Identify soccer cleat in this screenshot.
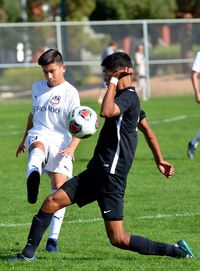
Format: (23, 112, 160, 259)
(46, 238, 58, 253)
(27, 171, 40, 204)
(187, 142, 196, 160)
(175, 240, 194, 258)
(8, 253, 36, 262)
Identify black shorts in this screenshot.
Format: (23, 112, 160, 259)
(61, 169, 126, 221)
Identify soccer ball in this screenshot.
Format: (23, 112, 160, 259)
(67, 106, 98, 139)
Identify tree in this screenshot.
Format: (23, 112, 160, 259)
(175, 0, 200, 72)
(66, 0, 95, 21)
(176, 0, 200, 18)
(3, 0, 22, 22)
(25, 0, 95, 22)
(0, 0, 22, 22)
(90, 0, 177, 21)
(0, 0, 6, 22)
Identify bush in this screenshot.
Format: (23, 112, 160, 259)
(150, 44, 181, 60)
(0, 67, 42, 90)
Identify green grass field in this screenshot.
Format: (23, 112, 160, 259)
(0, 94, 200, 271)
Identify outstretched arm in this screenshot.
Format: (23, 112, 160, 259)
(191, 71, 200, 103)
(16, 112, 33, 157)
(138, 117, 174, 178)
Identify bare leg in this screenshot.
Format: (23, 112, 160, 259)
(42, 188, 71, 213)
(104, 220, 130, 250)
(104, 220, 184, 257)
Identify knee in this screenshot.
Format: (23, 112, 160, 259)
(45, 194, 54, 205)
(44, 194, 54, 204)
(43, 194, 59, 213)
(52, 177, 67, 190)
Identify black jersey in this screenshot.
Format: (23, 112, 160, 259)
(87, 87, 140, 178)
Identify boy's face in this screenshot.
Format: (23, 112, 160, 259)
(42, 62, 66, 87)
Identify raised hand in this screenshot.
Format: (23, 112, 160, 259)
(112, 67, 133, 79)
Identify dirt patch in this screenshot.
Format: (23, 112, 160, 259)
(150, 74, 193, 96)
(79, 74, 194, 100)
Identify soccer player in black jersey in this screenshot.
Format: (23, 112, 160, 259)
(9, 52, 194, 262)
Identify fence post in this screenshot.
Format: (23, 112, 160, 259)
(56, 21, 62, 54)
(142, 20, 151, 98)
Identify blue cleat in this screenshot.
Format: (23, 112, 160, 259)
(175, 240, 194, 258)
(187, 142, 196, 160)
(46, 238, 58, 253)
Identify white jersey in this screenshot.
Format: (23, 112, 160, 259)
(192, 51, 200, 73)
(28, 80, 80, 147)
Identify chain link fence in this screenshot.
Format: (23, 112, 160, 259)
(0, 19, 200, 98)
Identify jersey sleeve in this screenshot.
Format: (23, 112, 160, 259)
(115, 89, 137, 114)
(31, 82, 37, 114)
(192, 52, 200, 72)
(65, 86, 80, 114)
(139, 110, 146, 121)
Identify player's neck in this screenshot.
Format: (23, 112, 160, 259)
(117, 77, 133, 90)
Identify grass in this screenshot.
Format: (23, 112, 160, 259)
(0, 95, 200, 270)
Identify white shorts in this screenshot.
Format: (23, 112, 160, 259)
(25, 134, 73, 177)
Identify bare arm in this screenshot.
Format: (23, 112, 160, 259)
(138, 117, 174, 178)
(100, 67, 133, 118)
(16, 112, 33, 157)
(191, 71, 200, 103)
(100, 82, 120, 117)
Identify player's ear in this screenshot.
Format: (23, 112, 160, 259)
(62, 64, 66, 73)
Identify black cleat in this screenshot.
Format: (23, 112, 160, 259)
(27, 171, 40, 204)
(187, 142, 196, 160)
(46, 238, 58, 253)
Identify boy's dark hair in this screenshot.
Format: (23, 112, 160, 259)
(101, 52, 133, 70)
(38, 49, 63, 66)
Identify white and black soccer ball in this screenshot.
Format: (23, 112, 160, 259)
(67, 106, 98, 139)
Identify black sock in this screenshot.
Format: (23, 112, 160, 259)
(129, 235, 179, 257)
(22, 209, 53, 258)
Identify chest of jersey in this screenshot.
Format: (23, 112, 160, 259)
(33, 90, 64, 116)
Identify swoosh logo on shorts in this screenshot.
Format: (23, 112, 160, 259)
(103, 210, 111, 214)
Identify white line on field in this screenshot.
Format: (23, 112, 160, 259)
(0, 114, 197, 137)
(0, 131, 21, 136)
(150, 115, 187, 124)
(1, 212, 200, 228)
(135, 212, 200, 219)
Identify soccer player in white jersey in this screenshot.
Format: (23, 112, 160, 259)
(187, 51, 200, 159)
(16, 49, 81, 252)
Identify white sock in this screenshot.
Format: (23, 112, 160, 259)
(27, 148, 45, 177)
(191, 128, 200, 148)
(48, 189, 66, 240)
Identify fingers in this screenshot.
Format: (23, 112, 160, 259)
(127, 67, 133, 74)
(159, 162, 175, 178)
(113, 67, 133, 79)
(16, 147, 25, 157)
(120, 67, 133, 76)
(165, 166, 175, 178)
(59, 150, 73, 159)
